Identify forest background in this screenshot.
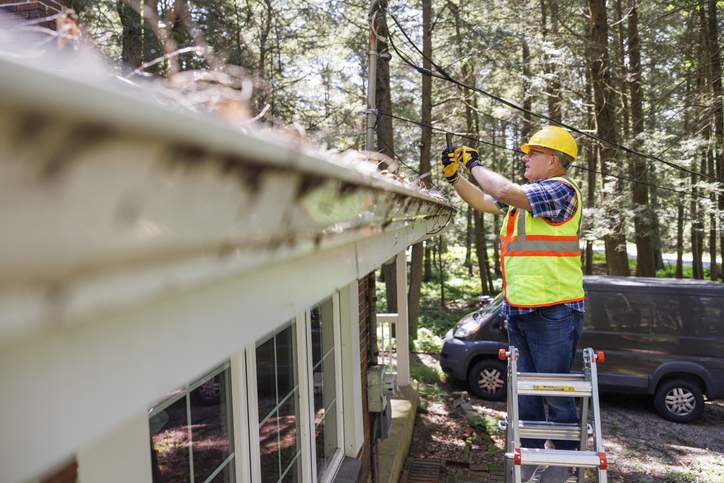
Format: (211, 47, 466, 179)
(67, 0, 724, 338)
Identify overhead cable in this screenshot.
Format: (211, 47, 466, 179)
(385, 111, 716, 201)
(384, 9, 724, 185)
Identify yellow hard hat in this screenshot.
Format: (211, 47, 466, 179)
(521, 126, 578, 166)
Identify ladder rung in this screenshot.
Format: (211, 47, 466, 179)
(517, 379, 592, 397)
(507, 448, 605, 468)
(518, 372, 585, 381)
(518, 421, 587, 441)
(522, 474, 579, 483)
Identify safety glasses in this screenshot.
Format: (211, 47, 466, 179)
(526, 148, 551, 157)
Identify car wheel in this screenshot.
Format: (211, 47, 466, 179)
(468, 359, 507, 401)
(653, 378, 704, 423)
(194, 377, 221, 405)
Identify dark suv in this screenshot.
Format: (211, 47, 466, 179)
(439, 276, 724, 423)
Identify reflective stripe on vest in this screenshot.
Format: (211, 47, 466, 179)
(500, 177, 584, 307)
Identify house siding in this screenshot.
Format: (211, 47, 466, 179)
(357, 271, 377, 483)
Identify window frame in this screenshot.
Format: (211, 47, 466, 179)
(303, 294, 345, 483)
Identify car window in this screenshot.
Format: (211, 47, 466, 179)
(652, 293, 724, 338)
(584, 289, 651, 333)
(479, 293, 504, 317)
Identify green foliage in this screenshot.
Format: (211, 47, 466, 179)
(469, 413, 500, 436)
(656, 264, 723, 281)
(418, 382, 448, 401)
(410, 328, 444, 353)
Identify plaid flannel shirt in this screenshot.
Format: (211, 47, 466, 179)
(494, 178, 585, 316)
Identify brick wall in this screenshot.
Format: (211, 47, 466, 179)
(357, 271, 378, 483)
(0, 0, 71, 29)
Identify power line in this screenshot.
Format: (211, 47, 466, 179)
(384, 9, 724, 186)
(383, 111, 715, 201)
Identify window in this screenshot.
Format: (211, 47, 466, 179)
(148, 364, 235, 483)
(256, 321, 302, 483)
(310, 297, 340, 481)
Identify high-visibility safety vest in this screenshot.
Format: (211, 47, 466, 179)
(500, 176, 584, 307)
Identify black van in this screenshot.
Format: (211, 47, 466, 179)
(439, 275, 724, 423)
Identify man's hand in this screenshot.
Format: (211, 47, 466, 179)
(441, 147, 460, 184)
(454, 146, 481, 173)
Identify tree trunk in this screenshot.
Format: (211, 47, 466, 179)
(408, 0, 434, 339)
(375, 11, 394, 166)
(474, 210, 491, 295)
(588, 0, 629, 275)
(676, 195, 684, 279)
(542, 0, 561, 123)
(420, 0, 433, 185)
(691, 167, 703, 279)
(438, 236, 445, 307)
(376, 11, 398, 303)
(382, 260, 397, 313)
(408, 243, 423, 339)
(628, 1, 656, 277)
(584, 63, 596, 275)
(707, 0, 724, 281)
(424, 245, 432, 282)
(521, 39, 533, 143)
(117, 1, 144, 75)
(465, 206, 473, 276)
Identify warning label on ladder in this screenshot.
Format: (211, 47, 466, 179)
(532, 385, 575, 392)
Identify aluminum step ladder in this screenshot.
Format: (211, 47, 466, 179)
(498, 346, 610, 482)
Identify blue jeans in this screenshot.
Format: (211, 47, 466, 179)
(507, 304, 584, 451)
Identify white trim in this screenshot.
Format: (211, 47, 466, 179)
(339, 282, 364, 457)
(332, 293, 345, 458)
(230, 352, 251, 483)
(244, 343, 262, 483)
(318, 449, 346, 483)
(296, 312, 314, 483)
(395, 250, 410, 386)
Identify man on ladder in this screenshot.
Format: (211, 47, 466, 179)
(441, 127, 584, 483)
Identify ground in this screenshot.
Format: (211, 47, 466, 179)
(407, 353, 724, 483)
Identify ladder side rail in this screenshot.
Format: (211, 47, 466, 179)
(587, 348, 608, 482)
(578, 348, 592, 483)
(509, 346, 522, 482)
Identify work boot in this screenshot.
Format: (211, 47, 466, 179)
(539, 466, 572, 483)
(519, 464, 540, 483)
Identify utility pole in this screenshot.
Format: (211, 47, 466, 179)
(366, 1, 381, 152)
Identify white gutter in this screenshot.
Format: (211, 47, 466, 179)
(0, 42, 452, 345)
(0, 37, 453, 483)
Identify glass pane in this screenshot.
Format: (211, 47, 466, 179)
(192, 367, 234, 483)
(312, 297, 338, 482)
(150, 396, 191, 483)
(259, 411, 281, 483)
(275, 324, 298, 405)
(281, 455, 300, 483)
(314, 416, 326, 477)
(311, 306, 322, 370)
(257, 337, 277, 423)
(279, 391, 300, 480)
(323, 400, 338, 465)
(256, 320, 300, 483)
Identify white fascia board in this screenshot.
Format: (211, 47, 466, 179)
(0, 241, 361, 483)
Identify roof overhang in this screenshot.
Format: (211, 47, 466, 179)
(0, 40, 452, 482)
